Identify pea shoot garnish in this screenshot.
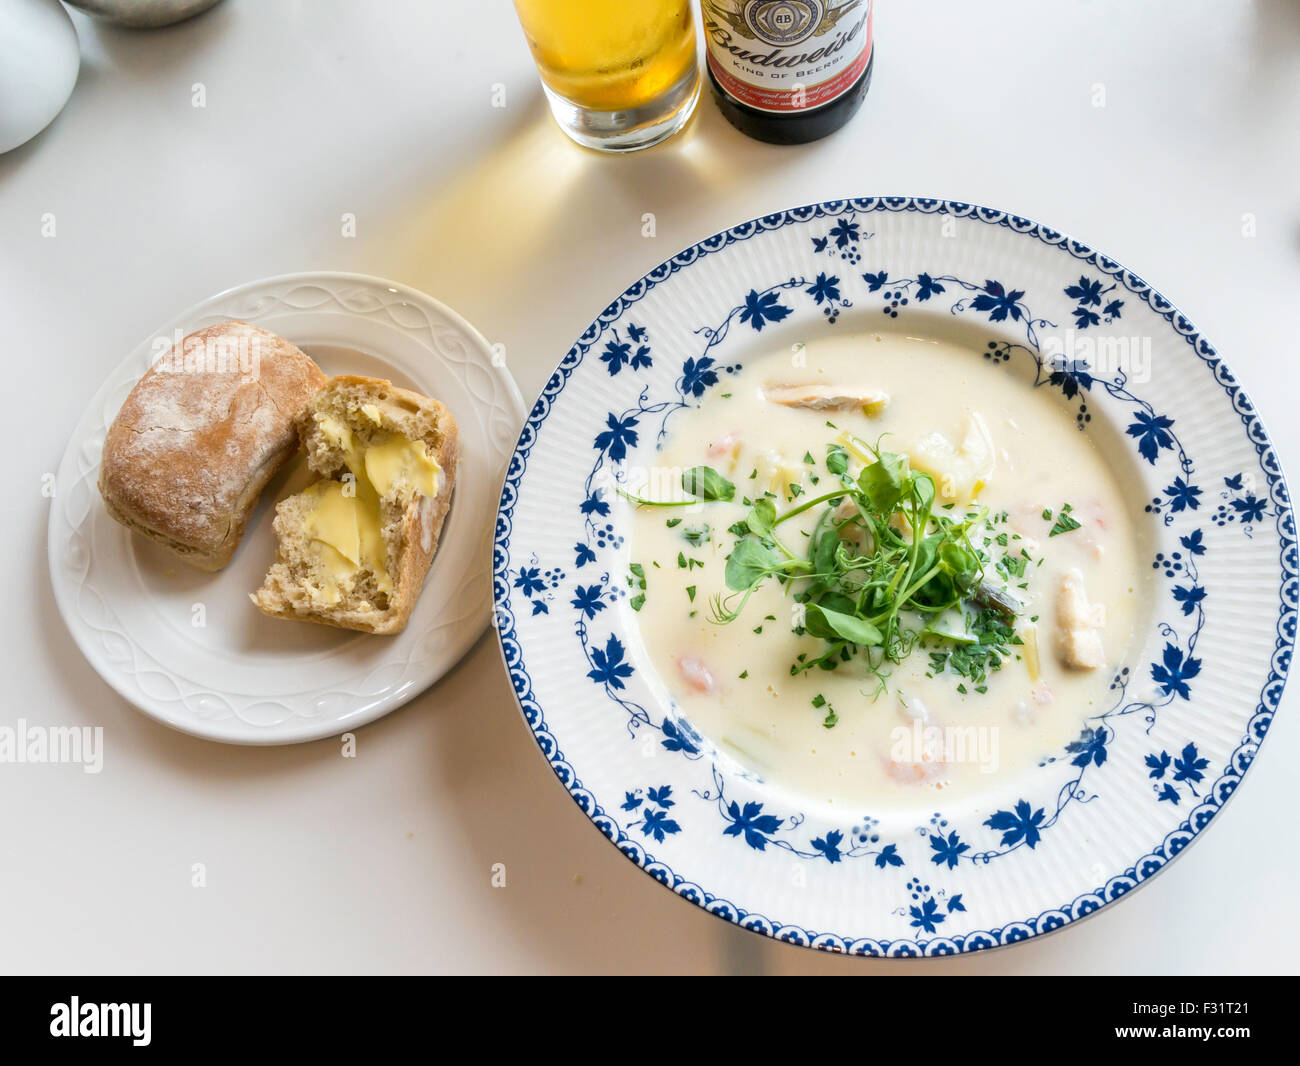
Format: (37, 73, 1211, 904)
(619, 465, 736, 507)
(698, 435, 1022, 688)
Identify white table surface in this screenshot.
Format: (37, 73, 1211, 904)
(4, 0, 1297, 975)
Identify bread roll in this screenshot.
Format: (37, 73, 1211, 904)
(98, 321, 327, 570)
(251, 375, 460, 635)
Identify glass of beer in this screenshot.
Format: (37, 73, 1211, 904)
(513, 0, 700, 152)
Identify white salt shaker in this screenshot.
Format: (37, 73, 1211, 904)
(0, 0, 81, 155)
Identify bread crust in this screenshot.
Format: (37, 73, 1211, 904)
(98, 321, 326, 570)
(380, 398, 460, 635)
(251, 375, 461, 634)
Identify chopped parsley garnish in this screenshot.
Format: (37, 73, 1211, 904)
(627, 562, 647, 611)
(683, 524, 710, 546)
(1048, 503, 1082, 536)
(926, 608, 1021, 689)
(812, 694, 839, 728)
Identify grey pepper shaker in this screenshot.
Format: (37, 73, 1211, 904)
(62, 0, 225, 29)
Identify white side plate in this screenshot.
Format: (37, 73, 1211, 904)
(49, 272, 524, 744)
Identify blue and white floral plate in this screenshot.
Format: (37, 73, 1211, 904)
(492, 199, 1294, 955)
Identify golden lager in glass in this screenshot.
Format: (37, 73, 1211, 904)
(513, 0, 700, 152)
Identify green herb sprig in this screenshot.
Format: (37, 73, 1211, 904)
(704, 437, 1018, 686)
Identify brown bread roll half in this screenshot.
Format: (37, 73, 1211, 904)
(98, 321, 327, 570)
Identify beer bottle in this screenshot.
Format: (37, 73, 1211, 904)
(701, 1, 874, 144)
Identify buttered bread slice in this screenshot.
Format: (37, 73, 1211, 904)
(251, 375, 460, 635)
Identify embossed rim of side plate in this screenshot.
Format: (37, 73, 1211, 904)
(48, 272, 525, 745)
(493, 197, 1295, 955)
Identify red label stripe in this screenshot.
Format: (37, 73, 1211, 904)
(708, 14, 873, 114)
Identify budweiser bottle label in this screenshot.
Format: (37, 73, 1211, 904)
(702, 0, 874, 113)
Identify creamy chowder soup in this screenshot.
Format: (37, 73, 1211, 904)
(625, 331, 1148, 810)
